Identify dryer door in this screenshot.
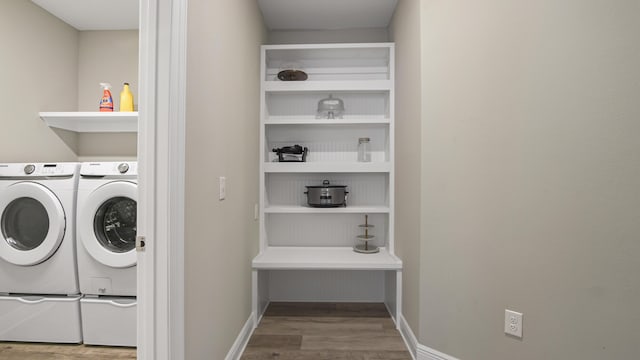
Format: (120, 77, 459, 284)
(0, 182, 66, 266)
(79, 181, 137, 268)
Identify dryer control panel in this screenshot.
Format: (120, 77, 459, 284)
(0, 163, 78, 177)
(40, 164, 66, 175)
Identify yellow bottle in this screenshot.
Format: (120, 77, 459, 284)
(119, 82, 134, 112)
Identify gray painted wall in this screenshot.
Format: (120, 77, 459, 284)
(0, 0, 79, 162)
(419, 0, 640, 359)
(77, 30, 138, 160)
(185, 0, 266, 358)
(389, 0, 422, 337)
(0, 2, 138, 162)
(77, 30, 139, 112)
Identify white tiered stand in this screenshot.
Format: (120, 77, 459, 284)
(252, 43, 402, 327)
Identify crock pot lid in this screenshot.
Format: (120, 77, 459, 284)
(305, 184, 347, 188)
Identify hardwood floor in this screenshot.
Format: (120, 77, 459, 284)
(1, 303, 410, 360)
(0, 342, 136, 360)
(241, 302, 412, 360)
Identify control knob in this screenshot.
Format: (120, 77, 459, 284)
(118, 163, 130, 174)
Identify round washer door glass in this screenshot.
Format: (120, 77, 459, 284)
(94, 196, 136, 253)
(79, 180, 137, 268)
(0, 182, 66, 266)
(2, 197, 50, 251)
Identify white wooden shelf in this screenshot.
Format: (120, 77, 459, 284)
(263, 162, 391, 173)
(40, 112, 138, 133)
(252, 246, 402, 270)
(264, 205, 390, 214)
(264, 80, 391, 92)
(264, 42, 393, 51)
(265, 117, 390, 125)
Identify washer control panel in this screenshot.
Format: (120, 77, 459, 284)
(80, 162, 138, 177)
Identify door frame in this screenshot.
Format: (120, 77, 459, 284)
(138, 0, 187, 358)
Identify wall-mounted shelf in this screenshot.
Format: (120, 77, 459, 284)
(40, 112, 138, 133)
(263, 162, 391, 173)
(253, 246, 402, 270)
(265, 117, 390, 125)
(264, 80, 392, 92)
(264, 205, 390, 214)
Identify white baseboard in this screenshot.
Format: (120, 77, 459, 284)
(417, 344, 460, 360)
(224, 312, 256, 360)
(398, 314, 418, 359)
(397, 314, 460, 360)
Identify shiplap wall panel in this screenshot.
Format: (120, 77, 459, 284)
(265, 173, 388, 207)
(265, 92, 389, 119)
(268, 270, 385, 302)
(266, 213, 387, 247)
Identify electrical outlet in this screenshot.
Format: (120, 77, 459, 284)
(505, 309, 523, 338)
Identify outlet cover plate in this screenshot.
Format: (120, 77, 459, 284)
(505, 309, 523, 338)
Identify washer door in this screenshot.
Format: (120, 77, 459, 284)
(80, 181, 137, 268)
(0, 182, 66, 266)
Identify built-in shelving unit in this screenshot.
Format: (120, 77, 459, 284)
(252, 43, 402, 326)
(40, 112, 138, 133)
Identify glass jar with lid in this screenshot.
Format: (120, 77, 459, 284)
(358, 137, 371, 162)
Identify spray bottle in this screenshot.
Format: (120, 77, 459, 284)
(119, 82, 134, 112)
(99, 83, 114, 112)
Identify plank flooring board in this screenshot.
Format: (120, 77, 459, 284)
(241, 349, 412, 360)
(258, 315, 396, 327)
(253, 316, 389, 336)
(301, 333, 409, 352)
(241, 302, 411, 360)
(245, 335, 303, 350)
(0, 342, 136, 360)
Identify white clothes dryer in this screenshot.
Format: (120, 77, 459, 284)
(0, 162, 80, 295)
(76, 162, 138, 296)
(0, 162, 83, 343)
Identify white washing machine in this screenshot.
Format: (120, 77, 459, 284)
(0, 162, 82, 343)
(76, 161, 137, 347)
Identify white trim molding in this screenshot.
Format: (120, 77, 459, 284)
(417, 344, 460, 360)
(398, 314, 460, 360)
(225, 313, 257, 360)
(398, 314, 418, 360)
(138, 0, 187, 358)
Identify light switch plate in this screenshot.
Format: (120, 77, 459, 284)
(219, 176, 226, 200)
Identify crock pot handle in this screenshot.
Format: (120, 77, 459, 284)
(323, 180, 330, 185)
